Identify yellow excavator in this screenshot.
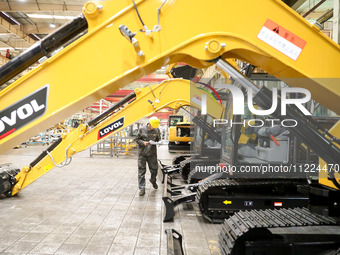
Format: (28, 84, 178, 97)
(0, 79, 219, 196)
(0, 0, 339, 254)
(167, 114, 193, 152)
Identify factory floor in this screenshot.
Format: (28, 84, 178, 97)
(0, 144, 221, 255)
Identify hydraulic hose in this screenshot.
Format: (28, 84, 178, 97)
(0, 15, 88, 86)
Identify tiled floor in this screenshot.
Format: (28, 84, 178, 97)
(0, 144, 220, 255)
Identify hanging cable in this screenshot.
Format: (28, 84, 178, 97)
(148, 85, 157, 99)
(157, 79, 171, 102)
(132, 0, 168, 33)
(157, 0, 168, 27)
(197, 87, 218, 104)
(132, 0, 148, 31)
(197, 82, 223, 106)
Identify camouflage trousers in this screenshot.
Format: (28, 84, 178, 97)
(138, 154, 158, 190)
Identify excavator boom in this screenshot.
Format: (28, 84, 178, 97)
(0, 0, 339, 154)
(1, 79, 219, 196)
(0, 1, 339, 254)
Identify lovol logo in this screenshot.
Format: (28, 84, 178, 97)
(0, 85, 48, 140)
(98, 117, 124, 140)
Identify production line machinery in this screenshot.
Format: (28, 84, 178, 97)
(0, 0, 339, 254)
(160, 76, 338, 224)
(0, 79, 220, 196)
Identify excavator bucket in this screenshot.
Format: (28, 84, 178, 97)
(0, 164, 20, 197)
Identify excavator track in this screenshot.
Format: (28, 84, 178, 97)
(179, 158, 197, 180)
(196, 179, 309, 223)
(172, 155, 191, 166)
(179, 157, 219, 181)
(187, 164, 222, 184)
(219, 207, 340, 255)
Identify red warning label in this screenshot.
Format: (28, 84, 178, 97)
(274, 202, 283, 207)
(257, 19, 307, 60)
(264, 19, 306, 49)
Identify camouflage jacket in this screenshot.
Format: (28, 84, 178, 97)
(135, 125, 161, 156)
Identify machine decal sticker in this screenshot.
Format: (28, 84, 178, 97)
(0, 85, 48, 140)
(44, 164, 53, 172)
(223, 200, 232, 205)
(244, 201, 254, 206)
(98, 116, 125, 140)
(257, 19, 307, 60)
(274, 202, 283, 207)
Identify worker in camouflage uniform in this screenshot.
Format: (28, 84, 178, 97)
(135, 117, 161, 196)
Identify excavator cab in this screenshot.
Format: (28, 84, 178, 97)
(196, 73, 340, 222)
(177, 110, 223, 183)
(193, 114, 221, 157)
(218, 83, 337, 176)
(167, 115, 194, 152)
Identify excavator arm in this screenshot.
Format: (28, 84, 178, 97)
(1, 79, 219, 196)
(0, 0, 339, 155)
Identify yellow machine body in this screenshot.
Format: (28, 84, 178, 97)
(168, 121, 193, 143)
(0, 0, 339, 191)
(1, 0, 339, 153)
(11, 79, 220, 195)
(319, 121, 340, 189)
(168, 118, 193, 150)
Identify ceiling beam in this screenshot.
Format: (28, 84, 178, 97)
(23, 24, 59, 34)
(333, 0, 339, 43)
(302, 0, 327, 18)
(282, 0, 308, 10)
(0, 38, 16, 48)
(291, 0, 308, 10)
(0, 17, 35, 45)
(0, 2, 83, 12)
(299, 11, 331, 19)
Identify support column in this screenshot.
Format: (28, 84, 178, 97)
(333, 0, 340, 43)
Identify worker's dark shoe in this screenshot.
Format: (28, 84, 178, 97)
(139, 189, 145, 196)
(149, 179, 158, 189)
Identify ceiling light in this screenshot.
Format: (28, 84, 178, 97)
(50, 14, 57, 28)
